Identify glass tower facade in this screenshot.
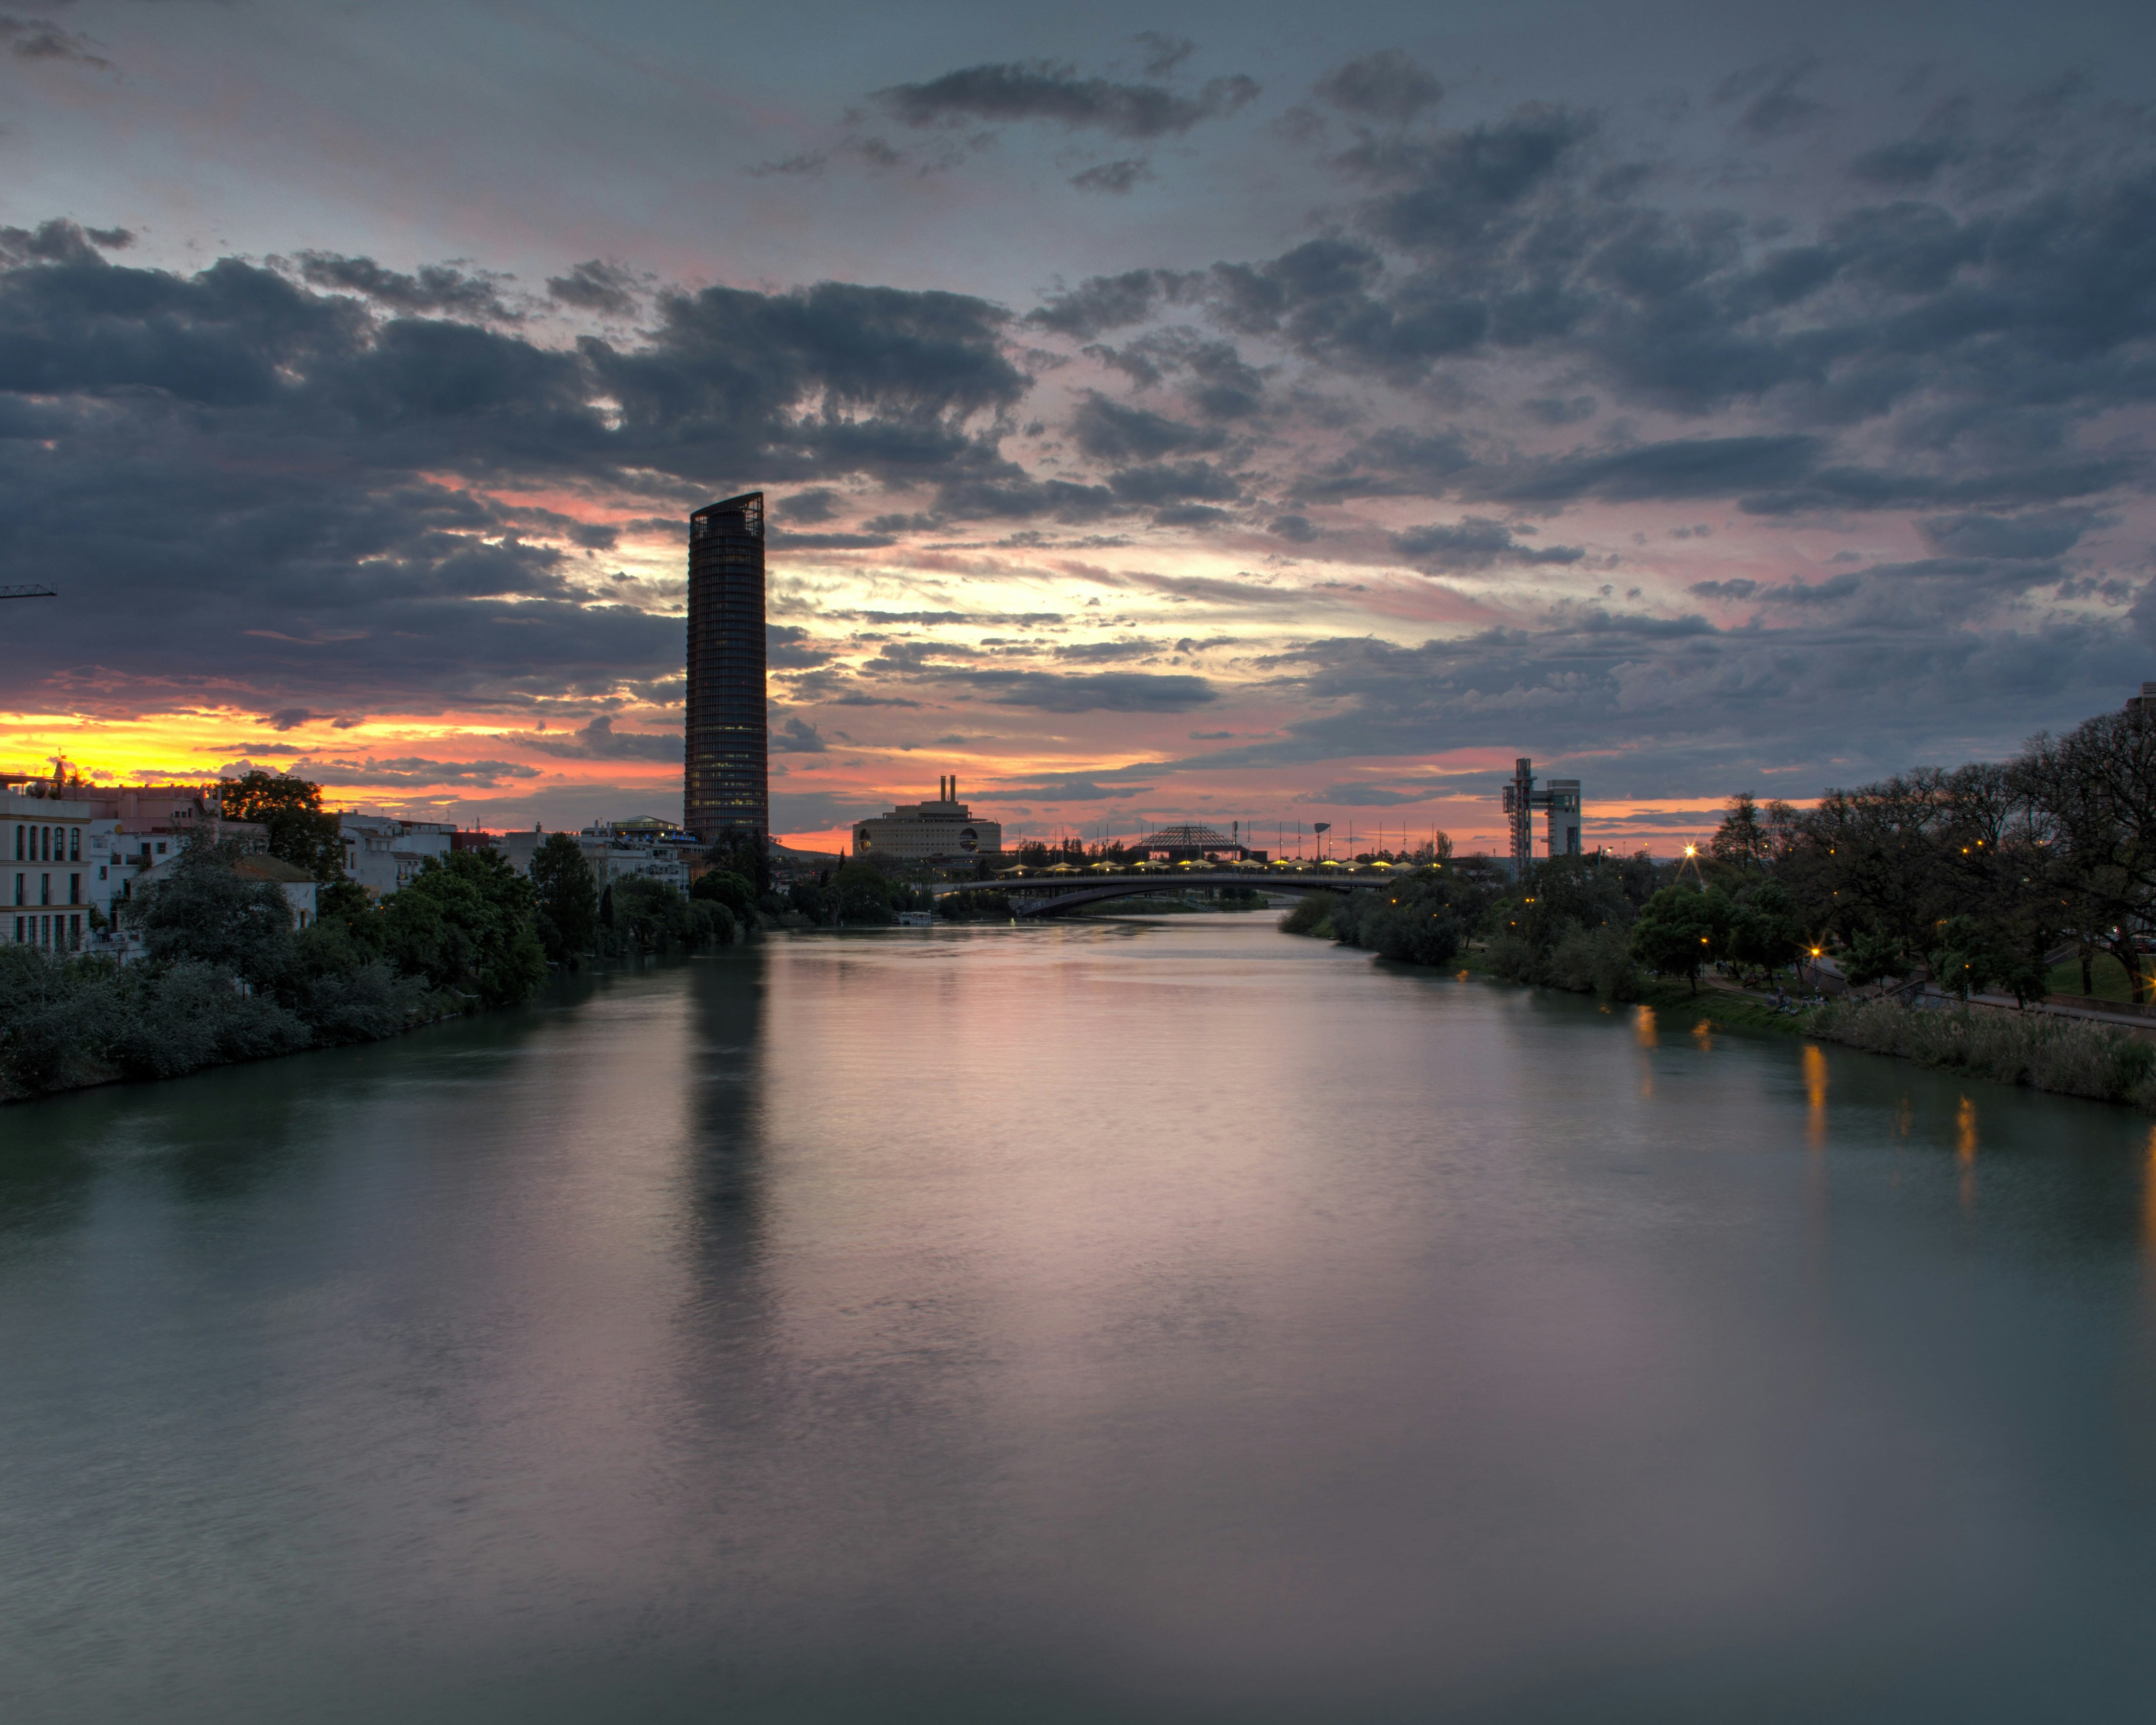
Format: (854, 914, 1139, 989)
(685, 493, 768, 844)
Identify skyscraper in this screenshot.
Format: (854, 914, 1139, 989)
(684, 492, 767, 844)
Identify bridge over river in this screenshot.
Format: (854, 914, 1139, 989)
(927, 869, 1392, 918)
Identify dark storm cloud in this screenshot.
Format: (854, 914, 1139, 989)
(1343, 106, 1597, 251)
(1313, 51, 1443, 125)
(0, 218, 132, 266)
(1069, 159, 1153, 195)
(771, 716, 828, 753)
(0, 13, 108, 68)
(0, 235, 1033, 711)
(545, 259, 643, 317)
(1392, 517, 1586, 569)
(1712, 57, 1830, 140)
(291, 756, 544, 789)
(992, 775, 1160, 801)
(1181, 91, 2156, 468)
(1483, 437, 1824, 503)
(885, 655, 1218, 712)
(526, 715, 682, 762)
(1085, 328, 1267, 419)
(1915, 506, 2112, 561)
(1199, 600, 2145, 797)
(1106, 461, 1241, 506)
(1306, 782, 1440, 806)
(766, 625, 836, 670)
(296, 252, 522, 322)
(1025, 269, 1203, 338)
(875, 60, 1259, 140)
(1132, 33, 1195, 79)
(1069, 393, 1226, 462)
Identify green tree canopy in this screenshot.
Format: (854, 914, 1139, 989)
(531, 832, 600, 963)
(829, 859, 895, 925)
(127, 839, 295, 987)
(385, 850, 544, 1007)
(1729, 880, 1803, 978)
(1627, 885, 1725, 992)
(1710, 792, 1770, 871)
(691, 868, 758, 922)
(219, 771, 345, 881)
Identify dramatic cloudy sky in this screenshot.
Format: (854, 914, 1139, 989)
(5, 0, 2155, 852)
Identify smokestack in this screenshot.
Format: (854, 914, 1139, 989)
(951, 777, 958, 804)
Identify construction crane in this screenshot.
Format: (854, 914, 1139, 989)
(0, 584, 57, 600)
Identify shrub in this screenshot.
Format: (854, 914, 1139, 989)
(107, 963, 311, 1079)
(692, 868, 758, 922)
(1484, 931, 1537, 983)
(1806, 997, 2156, 1107)
(1547, 922, 1645, 1000)
(1279, 893, 1342, 936)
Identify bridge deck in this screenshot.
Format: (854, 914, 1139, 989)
(926, 871, 1392, 917)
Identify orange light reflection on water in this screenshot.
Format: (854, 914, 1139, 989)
(1802, 1044, 1828, 1148)
(1634, 1005, 1657, 1098)
(2143, 1128, 2156, 1252)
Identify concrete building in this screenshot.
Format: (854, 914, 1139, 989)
(1500, 759, 1585, 869)
(339, 815, 455, 897)
(496, 828, 690, 896)
(5, 781, 269, 949)
(851, 778, 1002, 863)
(6, 791, 106, 951)
(132, 850, 318, 928)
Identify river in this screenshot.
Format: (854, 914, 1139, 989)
(3, 915, 2155, 1722)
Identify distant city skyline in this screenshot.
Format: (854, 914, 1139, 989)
(2, 0, 2152, 853)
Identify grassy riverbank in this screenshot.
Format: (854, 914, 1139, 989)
(1449, 944, 2156, 1113)
(1452, 946, 1809, 1036)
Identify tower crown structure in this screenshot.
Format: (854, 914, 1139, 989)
(1500, 758, 1583, 873)
(685, 493, 767, 844)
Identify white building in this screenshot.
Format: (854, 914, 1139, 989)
(495, 829, 689, 896)
(6, 778, 289, 949)
(339, 815, 455, 897)
(851, 777, 1001, 863)
(5, 791, 109, 951)
(132, 851, 319, 929)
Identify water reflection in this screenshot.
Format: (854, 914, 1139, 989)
(2144, 1128, 2156, 1251)
(5, 921, 2156, 1722)
(1633, 1004, 1659, 1048)
(1803, 1043, 1829, 1148)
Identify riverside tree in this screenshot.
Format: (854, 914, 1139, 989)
(530, 832, 600, 963)
(219, 770, 346, 880)
(1627, 885, 1726, 992)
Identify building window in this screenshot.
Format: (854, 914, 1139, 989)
(69, 828, 80, 861)
(69, 914, 81, 950)
(10, 917, 19, 943)
(12, 826, 20, 860)
(11, 873, 19, 906)
(41, 873, 50, 907)
(99, 865, 107, 881)
(156, 842, 167, 855)
(69, 874, 80, 905)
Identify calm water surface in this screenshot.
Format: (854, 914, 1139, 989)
(4, 917, 2156, 1721)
